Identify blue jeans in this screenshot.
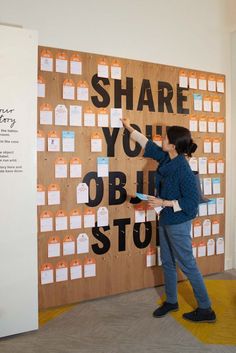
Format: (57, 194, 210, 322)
(159, 220, 211, 309)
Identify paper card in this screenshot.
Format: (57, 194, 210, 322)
(56, 262, 68, 282)
(110, 108, 123, 128)
(111, 64, 121, 79)
(62, 131, 75, 152)
(207, 198, 216, 215)
(217, 78, 224, 93)
(84, 258, 96, 278)
(63, 79, 75, 100)
(157, 246, 162, 265)
(55, 157, 67, 178)
(207, 239, 215, 256)
(208, 159, 216, 174)
(190, 223, 193, 238)
(84, 111, 96, 127)
(198, 242, 206, 257)
(91, 133, 102, 152)
(189, 72, 197, 89)
(208, 118, 216, 133)
(212, 97, 220, 113)
(146, 247, 157, 267)
(55, 210, 68, 231)
(37, 184, 46, 206)
(198, 157, 208, 174)
(204, 139, 212, 153)
(189, 116, 198, 132)
(38, 76, 45, 97)
(203, 178, 212, 195)
(48, 184, 60, 205)
(217, 118, 224, 133)
(69, 105, 82, 126)
(212, 178, 221, 194)
(69, 209, 82, 229)
(179, 70, 188, 88)
(216, 237, 224, 254)
(135, 206, 146, 223)
(97, 109, 109, 127)
(198, 74, 207, 90)
(40, 211, 53, 232)
(153, 135, 163, 147)
(70, 158, 82, 178)
(37, 130, 45, 152)
(192, 243, 197, 258)
(56, 52, 68, 73)
(216, 197, 224, 214)
(77, 183, 89, 204)
(63, 235, 75, 256)
(97, 207, 109, 227)
(55, 105, 68, 126)
(48, 131, 60, 152)
(77, 82, 89, 101)
(208, 76, 216, 91)
(199, 117, 207, 132)
(189, 157, 198, 172)
(48, 237, 60, 258)
(193, 220, 202, 238)
(84, 209, 95, 228)
(198, 203, 208, 217)
(97, 157, 109, 177)
(193, 94, 202, 111)
(40, 103, 53, 125)
(217, 159, 224, 174)
(70, 259, 82, 280)
(213, 138, 220, 154)
(98, 63, 109, 78)
(146, 206, 156, 222)
(41, 263, 54, 285)
(212, 220, 220, 235)
(40, 49, 53, 72)
(77, 233, 89, 254)
(70, 54, 82, 75)
(203, 219, 211, 236)
(203, 97, 211, 112)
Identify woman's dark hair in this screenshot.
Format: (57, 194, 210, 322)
(166, 126, 197, 157)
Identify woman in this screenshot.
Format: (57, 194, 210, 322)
(121, 118, 216, 323)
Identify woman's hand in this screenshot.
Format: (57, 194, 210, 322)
(147, 196, 164, 208)
(120, 117, 134, 133)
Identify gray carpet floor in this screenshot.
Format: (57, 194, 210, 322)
(0, 270, 235, 353)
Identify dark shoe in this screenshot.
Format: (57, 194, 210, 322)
(183, 307, 216, 323)
(153, 301, 179, 318)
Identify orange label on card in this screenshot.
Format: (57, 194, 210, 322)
(179, 70, 187, 77)
(153, 135, 162, 142)
(70, 157, 81, 165)
(84, 257, 96, 265)
(70, 259, 81, 267)
(193, 220, 201, 227)
(56, 210, 67, 217)
(189, 72, 197, 79)
(40, 210, 53, 219)
(147, 246, 156, 255)
(38, 75, 45, 84)
(48, 131, 60, 138)
(40, 103, 52, 112)
(91, 132, 101, 139)
(70, 209, 81, 216)
(48, 184, 60, 192)
(55, 157, 66, 165)
(41, 49, 53, 59)
(56, 52, 68, 60)
(37, 130, 45, 138)
(41, 263, 53, 271)
(77, 80, 88, 88)
(70, 54, 81, 62)
(63, 235, 75, 243)
(208, 75, 215, 81)
(37, 184, 45, 192)
(84, 208, 95, 216)
(56, 261, 67, 269)
(63, 79, 75, 87)
(48, 236, 60, 244)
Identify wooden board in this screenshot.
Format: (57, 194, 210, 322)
(37, 46, 225, 309)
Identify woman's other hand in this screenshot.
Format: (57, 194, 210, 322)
(147, 196, 164, 208)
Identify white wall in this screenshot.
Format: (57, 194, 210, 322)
(0, 25, 38, 337)
(0, 5, 235, 338)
